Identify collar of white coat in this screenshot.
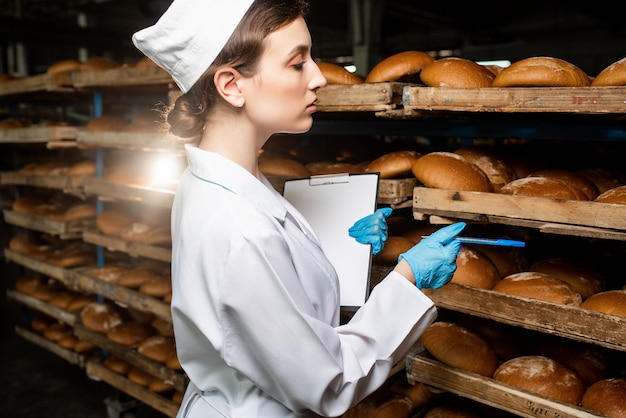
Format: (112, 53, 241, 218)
(184, 144, 288, 222)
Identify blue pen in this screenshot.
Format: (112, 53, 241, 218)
(422, 236, 526, 248)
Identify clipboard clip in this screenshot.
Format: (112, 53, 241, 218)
(309, 173, 351, 186)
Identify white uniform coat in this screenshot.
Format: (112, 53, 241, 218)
(171, 144, 438, 418)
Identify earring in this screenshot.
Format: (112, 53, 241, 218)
(237, 99, 244, 108)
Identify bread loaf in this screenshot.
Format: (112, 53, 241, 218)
(591, 57, 626, 86)
(477, 245, 528, 278)
(527, 169, 598, 200)
(47, 59, 82, 75)
(421, 321, 499, 377)
(493, 56, 591, 87)
(581, 378, 626, 417)
(580, 290, 626, 317)
(492, 271, 583, 306)
(412, 152, 493, 192)
(450, 246, 501, 289)
(365, 150, 421, 179)
(372, 236, 414, 265)
(457, 314, 530, 361)
(499, 177, 589, 200)
(106, 321, 156, 347)
(578, 167, 626, 194)
(317, 62, 363, 84)
(137, 335, 176, 364)
(365, 50, 434, 83)
(96, 209, 135, 237)
(420, 57, 495, 88)
(80, 301, 126, 334)
(453, 146, 516, 192)
(529, 257, 605, 299)
(103, 355, 132, 375)
(595, 185, 626, 204)
(493, 355, 586, 404)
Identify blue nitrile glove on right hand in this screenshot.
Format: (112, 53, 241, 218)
(398, 222, 466, 289)
(348, 207, 393, 256)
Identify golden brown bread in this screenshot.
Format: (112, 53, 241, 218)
(456, 314, 530, 361)
(493, 355, 586, 404)
(450, 246, 501, 289)
(527, 169, 598, 200)
(578, 167, 626, 194)
(372, 236, 414, 265)
(529, 257, 605, 299)
(420, 57, 495, 88)
(580, 290, 626, 317)
(317, 62, 363, 84)
(421, 321, 499, 377)
(365, 50, 435, 83)
(80, 301, 126, 334)
(137, 335, 177, 364)
(127, 367, 152, 387)
(581, 378, 626, 417)
(595, 185, 626, 204)
(365, 150, 421, 179)
(79, 57, 120, 71)
(47, 59, 82, 75)
(477, 245, 528, 278)
(103, 355, 132, 375)
(591, 57, 626, 86)
(412, 152, 493, 192)
(492, 271, 583, 306)
(106, 321, 156, 347)
(96, 208, 135, 237)
(493, 56, 590, 87)
(498, 176, 589, 200)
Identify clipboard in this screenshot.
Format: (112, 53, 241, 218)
(283, 172, 380, 311)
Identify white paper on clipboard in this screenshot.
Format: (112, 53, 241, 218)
(283, 172, 380, 311)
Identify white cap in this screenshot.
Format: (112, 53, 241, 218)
(132, 0, 255, 93)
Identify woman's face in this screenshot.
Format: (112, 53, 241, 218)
(241, 16, 327, 137)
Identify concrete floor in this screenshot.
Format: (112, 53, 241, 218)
(1, 262, 169, 418)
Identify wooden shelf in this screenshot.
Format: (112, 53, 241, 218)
(406, 351, 603, 418)
(3, 210, 95, 239)
(82, 230, 171, 263)
(84, 179, 175, 208)
(7, 289, 78, 325)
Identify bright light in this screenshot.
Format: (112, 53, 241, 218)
(150, 156, 184, 189)
(344, 65, 357, 73)
(476, 60, 511, 68)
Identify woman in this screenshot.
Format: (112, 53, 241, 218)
(133, 1, 465, 416)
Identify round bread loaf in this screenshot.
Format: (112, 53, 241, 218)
(120, 222, 172, 245)
(138, 335, 176, 364)
(420, 57, 495, 88)
(80, 301, 126, 334)
(103, 355, 132, 375)
(116, 268, 156, 288)
(151, 318, 174, 337)
(15, 275, 48, 296)
(492, 56, 591, 87)
(531, 337, 610, 386)
(86, 115, 128, 132)
(412, 152, 493, 192)
(591, 57, 626, 86)
(493, 355, 586, 404)
(96, 209, 135, 237)
(12, 196, 45, 214)
(498, 177, 589, 200)
(477, 245, 528, 278)
(372, 236, 414, 266)
(529, 257, 605, 299)
(73, 339, 96, 353)
(365, 150, 422, 179)
(139, 275, 172, 298)
(527, 169, 598, 200)
(365, 50, 434, 83)
(149, 376, 175, 393)
(581, 378, 626, 417)
(421, 321, 499, 377)
(66, 294, 97, 313)
(47, 59, 82, 75)
(57, 334, 78, 350)
(107, 321, 156, 347)
(259, 157, 311, 177)
(79, 57, 120, 71)
(48, 291, 77, 310)
(492, 271, 583, 306)
(450, 246, 501, 289)
(66, 160, 96, 176)
(453, 146, 516, 192)
(127, 367, 151, 387)
(43, 322, 73, 342)
(317, 62, 363, 84)
(580, 290, 626, 317)
(595, 185, 626, 204)
(166, 352, 183, 371)
(578, 168, 626, 194)
(63, 204, 97, 221)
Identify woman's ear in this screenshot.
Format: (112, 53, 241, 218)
(214, 68, 244, 108)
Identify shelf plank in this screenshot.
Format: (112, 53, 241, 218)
(317, 82, 405, 111)
(84, 179, 175, 208)
(422, 284, 626, 352)
(14, 326, 87, 367)
(0, 171, 89, 195)
(7, 289, 77, 325)
(77, 131, 184, 152)
(4, 249, 76, 281)
(82, 230, 171, 262)
(86, 361, 179, 418)
(406, 353, 603, 418)
(0, 125, 80, 143)
(412, 187, 626, 233)
(3, 210, 94, 239)
(71, 66, 172, 88)
(0, 73, 74, 96)
(68, 269, 172, 322)
(403, 86, 626, 114)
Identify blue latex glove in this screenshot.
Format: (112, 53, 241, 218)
(348, 207, 393, 256)
(398, 222, 466, 289)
